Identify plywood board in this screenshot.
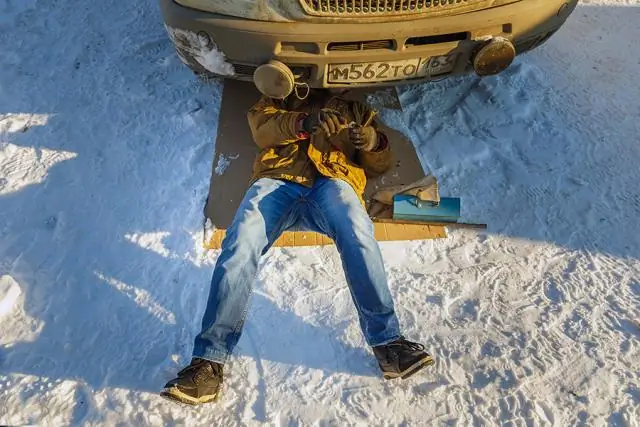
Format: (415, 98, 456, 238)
(204, 81, 260, 229)
(204, 222, 446, 250)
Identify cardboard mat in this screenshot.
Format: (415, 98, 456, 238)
(204, 80, 446, 249)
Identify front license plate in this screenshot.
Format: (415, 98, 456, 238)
(327, 55, 455, 84)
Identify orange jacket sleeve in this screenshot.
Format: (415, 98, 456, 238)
(356, 132, 394, 177)
(247, 97, 306, 149)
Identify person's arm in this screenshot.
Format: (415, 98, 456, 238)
(247, 97, 308, 149)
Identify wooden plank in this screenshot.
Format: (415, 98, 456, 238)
(295, 232, 318, 247)
(374, 217, 488, 230)
(319, 234, 334, 245)
(383, 223, 409, 241)
(204, 225, 446, 249)
(373, 223, 390, 241)
(213, 228, 224, 249)
(277, 232, 296, 247)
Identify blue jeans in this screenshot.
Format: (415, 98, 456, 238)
(193, 177, 401, 363)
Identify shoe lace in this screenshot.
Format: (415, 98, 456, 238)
(179, 359, 222, 380)
(209, 361, 223, 378)
(388, 337, 425, 352)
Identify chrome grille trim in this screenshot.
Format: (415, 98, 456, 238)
(299, 0, 489, 17)
(327, 39, 394, 51)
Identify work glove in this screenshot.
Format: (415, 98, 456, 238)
(349, 125, 379, 152)
(302, 108, 347, 137)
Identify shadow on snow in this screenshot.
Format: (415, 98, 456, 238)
(0, 0, 638, 408)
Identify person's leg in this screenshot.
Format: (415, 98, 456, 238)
(303, 177, 401, 346)
(193, 178, 303, 363)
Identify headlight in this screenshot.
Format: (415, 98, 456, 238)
(173, 0, 304, 22)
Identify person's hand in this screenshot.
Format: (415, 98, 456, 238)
(302, 108, 346, 137)
(349, 125, 378, 151)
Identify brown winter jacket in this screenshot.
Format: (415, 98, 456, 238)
(247, 92, 393, 200)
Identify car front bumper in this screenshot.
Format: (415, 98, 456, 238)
(160, 0, 577, 87)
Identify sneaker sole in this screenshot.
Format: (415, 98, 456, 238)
(383, 355, 435, 380)
(160, 386, 218, 406)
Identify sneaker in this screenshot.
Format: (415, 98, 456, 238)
(372, 337, 435, 380)
(161, 358, 223, 405)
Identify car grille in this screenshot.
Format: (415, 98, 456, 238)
(299, 0, 489, 17)
(328, 40, 394, 51)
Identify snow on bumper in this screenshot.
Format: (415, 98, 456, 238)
(164, 25, 235, 77)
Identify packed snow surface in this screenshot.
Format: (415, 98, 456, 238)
(1, 0, 639, 425)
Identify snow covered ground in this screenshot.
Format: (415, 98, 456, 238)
(1, 0, 639, 425)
